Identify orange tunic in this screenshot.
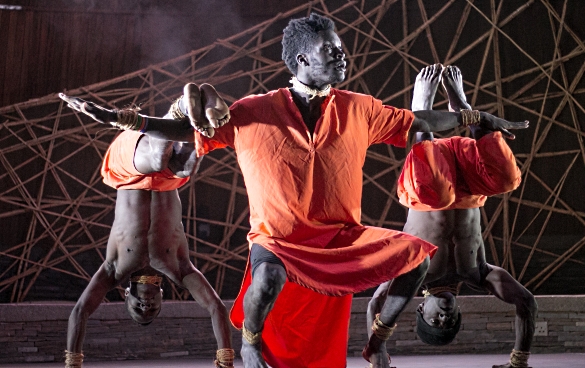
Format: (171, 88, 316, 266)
(196, 88, 437, 367)
(397, 132, 521, 211)
(101, 131, 189, 191)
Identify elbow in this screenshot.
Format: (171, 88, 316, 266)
(69, 304, 89, 324)
(517, 292, 537, 318)
(208, 301, 229, 325)
(527, 294, 538, 315)
(410, 118, 429, 133)
(206, 297, 228, 317)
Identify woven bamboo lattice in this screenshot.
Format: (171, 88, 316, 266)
(1, 0, 584, 302)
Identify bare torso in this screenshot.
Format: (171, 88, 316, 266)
(106, 189, 195, 286)
(403, 207, 488, 287)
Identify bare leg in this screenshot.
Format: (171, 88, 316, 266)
(133, 136, 174, 174)
(364, 66, 441, 365)
(366, 281, 391, 339)
(363, 256, 430, 367)
(241, 262, 286, 368)
(167, 142, 202, 177)
(441, 66, 493, 140)
(363, 66, 439, 365)
(411, 63, 443, 111)
(441, 65, 472, 112)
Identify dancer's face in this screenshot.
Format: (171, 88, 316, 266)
(418, 292, 460, 329)
(125, 282, 163, 324)
(298, 29, 346, 87)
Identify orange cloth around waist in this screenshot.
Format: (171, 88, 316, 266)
(397, 138, 457, 210)
(101, 131, 189, 191)
(247, 224, 437, 296)
(450, 131, 521, 196)
(398, 132, 521, 211)
(231, 226, 437, 367)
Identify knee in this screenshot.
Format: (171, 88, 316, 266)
(140, 138, 173, 172)
(419, 256, 431, 271)
(367, 294, 383, 317)
(415, 256, 431, 278)
(149, 155, 170, 172)
(521, 291, 538, 316)
(252, 263, 286, 302)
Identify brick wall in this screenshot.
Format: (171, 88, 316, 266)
(1, 296, 583, 364)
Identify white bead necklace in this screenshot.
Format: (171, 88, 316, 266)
(289, 76, 331, 100)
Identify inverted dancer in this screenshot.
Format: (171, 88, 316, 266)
(368, 65, 536, 368)
(60, 14, 528, 368)
(60, 85, 233, 368)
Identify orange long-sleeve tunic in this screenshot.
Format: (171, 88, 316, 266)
(101, 131, 189, 191)
(397, 132, 521, 211)
(196, 88, 437, 367)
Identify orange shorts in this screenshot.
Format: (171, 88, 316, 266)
(398, 132, 521, 210)
(101, 131, 189, 191)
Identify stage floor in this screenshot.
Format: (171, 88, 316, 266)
(1, 354, 584, 367)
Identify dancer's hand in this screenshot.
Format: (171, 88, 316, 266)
(479, 112, 529, 140)
(59, 93, 118, 124)
(183, 83, 230, 138)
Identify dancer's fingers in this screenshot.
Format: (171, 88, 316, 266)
(508, 120, 529, 130)
(500, 128, 515, 140)
(60, 93, 84, 112)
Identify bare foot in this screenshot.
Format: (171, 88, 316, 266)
(183, 83, 230, 138)
(241, 340, 268, 368)
(411, 63, 443, 111)
(362, 338, 394, 368)
(441, 66, 472, 112)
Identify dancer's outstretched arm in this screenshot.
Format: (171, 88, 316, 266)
(482, 265, 537, 353)
(59, 83, 229, 141)
(67, 264, 118, 353)
(412, 109, 528, 140)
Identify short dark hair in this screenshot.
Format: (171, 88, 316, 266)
(282, 13, 335, 75)
(415, 308, 461, 345)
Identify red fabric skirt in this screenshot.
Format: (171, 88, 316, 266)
(231, 225, 437, 367)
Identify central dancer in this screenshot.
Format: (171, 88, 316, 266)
(61, 13, 528, 368)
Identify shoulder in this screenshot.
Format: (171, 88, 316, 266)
(331, 88, 374, 105)
(228, 89, 290, 127)
(231, 89, 286, 111)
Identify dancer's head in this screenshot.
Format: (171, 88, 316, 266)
(282, 13, 346, 86)
(416, 292, 461, 345)
(124, 275, 163, 325)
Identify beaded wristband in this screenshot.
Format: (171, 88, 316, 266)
(372, 314, 397, 341)
(214, 348, 235, 368)
(169, 96, 186, 119)
(509, 349, 530, 367)
(64, 350, 84, 368)
(242, 324, 262, 345)
(460, 109, 481, 127)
